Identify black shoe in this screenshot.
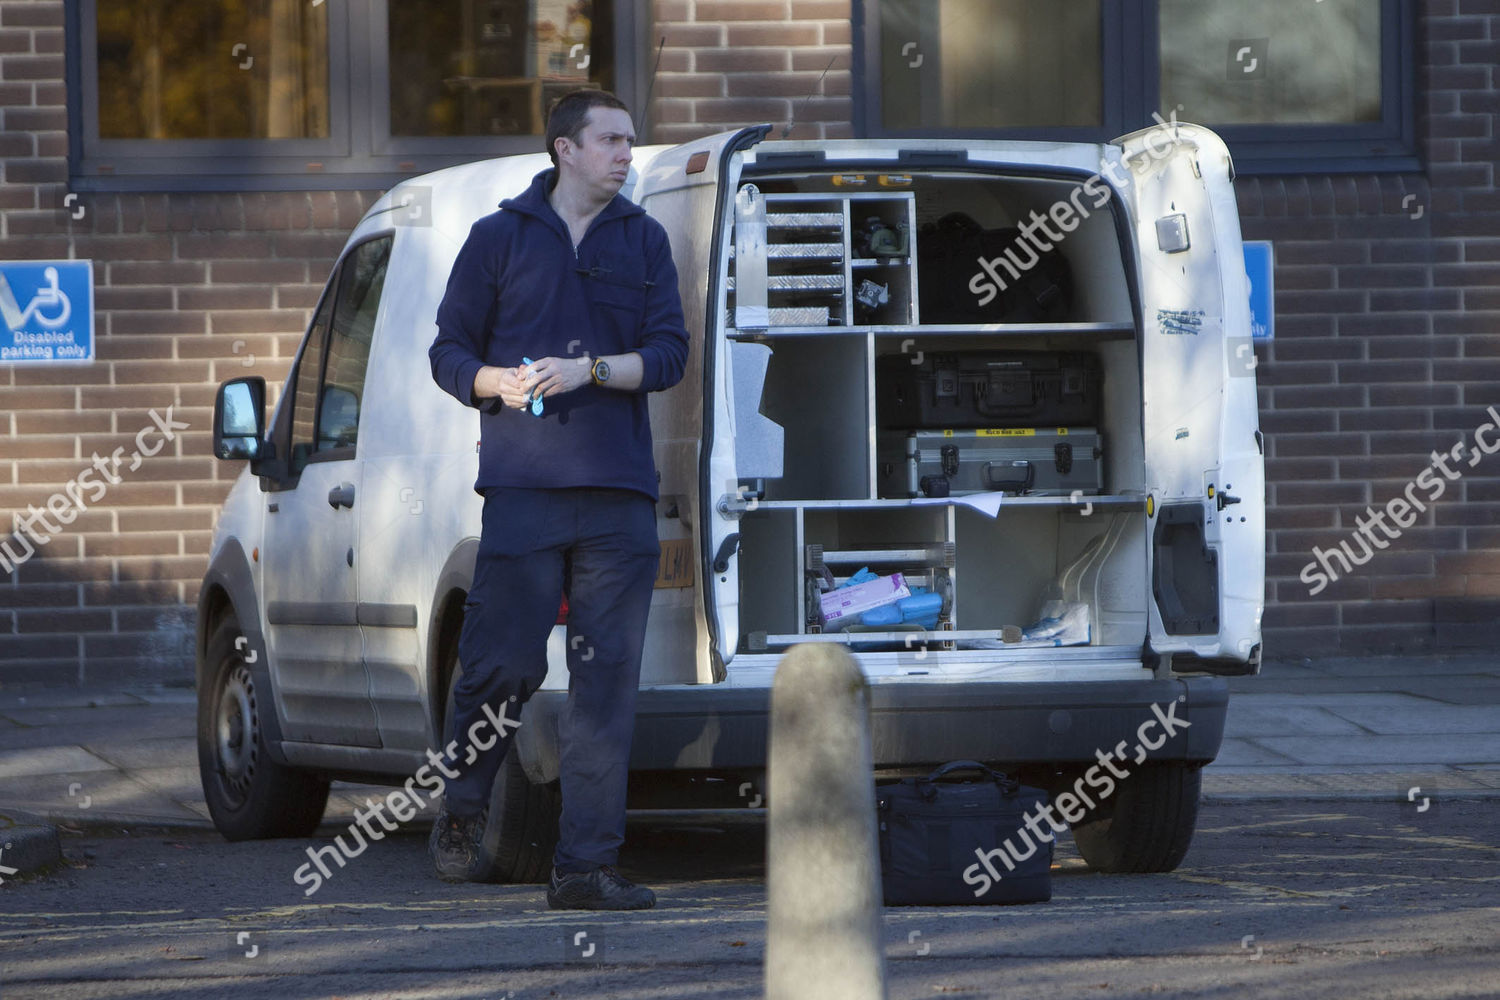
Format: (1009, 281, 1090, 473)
(429, 805, 487, 882)
(546, 865, 657, 910)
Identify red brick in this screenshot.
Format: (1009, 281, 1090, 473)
(209, 259, 307, 284)
(787, 1, 850, 18)
(178, 286, 275, 311)
(660, 25, 725, 47)
(692, 1, 791, 21)
(725, 24, 820, 46)
(107, 261, 207, 286)
(791, 48, 851, 72)
(657, 73, 725, 98)
(176, 234, 274, 260)
(3, 156, 66, 183)
(83, 533, 182, 558)
(0, 53, 64, 79)
(1, 4, 65, 28)
(11, 365, 111, 387)
(110, 311, 207, 336)
(726, 70, 837, 98)
(693, 48, 790, 73)
(209, 310, 310, 335)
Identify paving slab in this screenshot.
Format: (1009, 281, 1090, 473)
(1223, 704, 1369, 737)
(1322, 704, 1500, 736)
(0, 702, 195, 734)
(0, 690, 148, 711)
(0, 745, 116, 780)
(1209, 738, 1303, 767)
(127, 765, 208, 805)
(0, 769, 206, 824)
(81, 736, 197, 772)
(1255, 734, 1500, 767)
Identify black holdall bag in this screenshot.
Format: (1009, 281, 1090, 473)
(876, 760, 1053, 906)
(916, 212, 1074, 324)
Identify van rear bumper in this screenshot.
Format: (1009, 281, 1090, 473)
(518, 675, 1228, 780)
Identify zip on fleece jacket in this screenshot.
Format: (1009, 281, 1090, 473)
(429, 168, 691, 501)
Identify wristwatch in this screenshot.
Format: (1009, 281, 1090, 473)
(590, 357, 611, 386)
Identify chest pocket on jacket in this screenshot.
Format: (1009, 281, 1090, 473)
(584, 266, 648, 338)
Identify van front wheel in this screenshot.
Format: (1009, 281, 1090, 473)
(1068, 762, 1201, 874)
(442, 648, 560, 883)
(198, 613, 330, 840)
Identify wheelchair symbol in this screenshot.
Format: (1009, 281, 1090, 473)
(0, 266, 72, 331)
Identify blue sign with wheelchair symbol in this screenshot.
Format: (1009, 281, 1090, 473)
(1243, 242, 1274, 341)
(0, 260, 94, 363)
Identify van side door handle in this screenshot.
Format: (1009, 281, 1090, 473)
(327, 483, 356, 509)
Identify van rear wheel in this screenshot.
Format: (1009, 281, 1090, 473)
(198, 612, 330, 840)
(1069, 762, 1201, 874)
(442, 647, 560, 883)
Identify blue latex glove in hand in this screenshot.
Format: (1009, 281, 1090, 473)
(521, 357, 543, 416)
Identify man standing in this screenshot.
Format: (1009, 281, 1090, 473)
(427, 90, 689, 910)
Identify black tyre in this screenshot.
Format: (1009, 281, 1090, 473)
(1069, 762, 1201, 874)
(442, 646, 560, 883)
(197, 612, 330, 841)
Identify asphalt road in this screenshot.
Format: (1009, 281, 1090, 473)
(1, 799, 1496, 1000)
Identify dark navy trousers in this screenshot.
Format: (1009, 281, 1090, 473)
(443, 486, 660, 874)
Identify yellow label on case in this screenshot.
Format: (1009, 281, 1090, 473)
(974, 428, 1037, 437)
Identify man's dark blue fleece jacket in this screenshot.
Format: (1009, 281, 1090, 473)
(429, 168, 690, 501)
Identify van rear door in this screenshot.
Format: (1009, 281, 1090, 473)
(634, 126, 771, 681)
(1115, 122, 1265, 672)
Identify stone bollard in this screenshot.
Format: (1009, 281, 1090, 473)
(764, 643, 887, 1000)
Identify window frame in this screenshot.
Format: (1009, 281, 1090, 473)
(65, 0, 647, 192)
(268, 232, 394, 489)
(853, 0, 1419, 175)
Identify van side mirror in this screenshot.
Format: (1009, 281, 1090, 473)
(214, 377, 267, 462)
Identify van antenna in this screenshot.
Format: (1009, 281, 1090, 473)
(635, 36, 667, 138)
(783, 55, 839, 139)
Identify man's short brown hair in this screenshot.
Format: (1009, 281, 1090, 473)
(545, 90, 630, 168)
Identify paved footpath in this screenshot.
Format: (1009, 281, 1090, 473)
(1, 654, 1498, 836)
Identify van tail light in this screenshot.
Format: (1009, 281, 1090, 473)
(556, 594, 569, 626)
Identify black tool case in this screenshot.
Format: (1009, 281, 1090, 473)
(879, 427, 1104, 498)
(876, 351, 1104, 430)
(877, 760, 1053, 906)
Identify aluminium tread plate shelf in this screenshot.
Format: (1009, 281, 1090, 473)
(725, 321, 1136, 339)
(749, 495, 1146, 512)
(750, 628, 1073, 650)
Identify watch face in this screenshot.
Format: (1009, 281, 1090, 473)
(594, 359, 610, 383)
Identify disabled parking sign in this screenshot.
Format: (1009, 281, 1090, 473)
(0, 260, 94, 363)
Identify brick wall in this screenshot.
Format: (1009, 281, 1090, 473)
(1244, 0, 1500, 655)
(650, 0, 854, 143)
(0, 0, 376, 685)
(1, 0, 1495, 686)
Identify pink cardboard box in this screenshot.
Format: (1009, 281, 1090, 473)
(820, 572, 911, 628)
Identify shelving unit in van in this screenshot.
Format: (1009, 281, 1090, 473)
(722, 173, 1149, 658)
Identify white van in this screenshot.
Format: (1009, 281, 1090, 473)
(199, 122, 1263, 879)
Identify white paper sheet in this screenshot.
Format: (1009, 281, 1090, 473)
(911, 492, 1006, 518)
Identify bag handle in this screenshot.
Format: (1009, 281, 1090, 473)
(916, 760, 1018, 799)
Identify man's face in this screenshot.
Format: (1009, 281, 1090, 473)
(558, 107, 635, 196)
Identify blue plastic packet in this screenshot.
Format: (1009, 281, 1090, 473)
(521, 357, 543, 416)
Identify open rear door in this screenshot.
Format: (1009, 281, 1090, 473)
(1116, 122, 1265, 674)
(634, 125, 771, 682)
